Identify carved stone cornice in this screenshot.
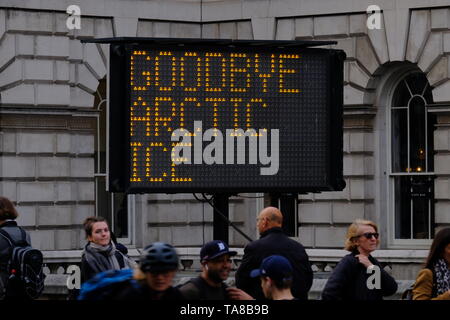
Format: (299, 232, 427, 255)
(0, 113, 96, 131)
(342, 105, 376, 130)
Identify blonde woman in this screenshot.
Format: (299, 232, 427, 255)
(321, 219, 398, 300)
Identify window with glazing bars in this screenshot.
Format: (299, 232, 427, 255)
(391, 72, 436, 240)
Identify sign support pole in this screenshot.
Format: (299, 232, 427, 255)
(269, 193, 298, 237)
(213, 193, 229, 243)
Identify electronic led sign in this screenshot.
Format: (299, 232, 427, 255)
(108, 39, 345, 193)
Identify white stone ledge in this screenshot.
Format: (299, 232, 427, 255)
(41, 248, 428, 264)
(42, 248, 142, 263)
(305, 248, 428, 263)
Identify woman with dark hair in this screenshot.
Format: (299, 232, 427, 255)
(412, 228, 450, 300)
(0, 197, 32, 299)
(81, 216, 136, 283)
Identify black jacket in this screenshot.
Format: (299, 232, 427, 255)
(0, 221, 32, 300)
(235, 227, 313, 300)
(178, 276, 230, 300)
(321, 252, 398, 300)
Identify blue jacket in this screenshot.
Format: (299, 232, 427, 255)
(321, 252, 398, 300)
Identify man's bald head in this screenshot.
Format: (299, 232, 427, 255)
(257, 207, 283, 234)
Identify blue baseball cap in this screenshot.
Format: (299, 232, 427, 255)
(250, 255, 293, 281)
(200, 240, 237, 262)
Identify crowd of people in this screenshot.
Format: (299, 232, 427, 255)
(1, 195, 450, 300)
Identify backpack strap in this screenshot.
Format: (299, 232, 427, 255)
(0, 229, 14, 247)
(18, 228, 28, 246)
(0, 227, 29, 247)
(0, 230, 15, 274)
(115, 251, 126, 269)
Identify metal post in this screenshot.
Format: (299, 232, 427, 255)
(279, 193, 298, 237)
(269, 193, 298, 237)
(213, 194, 229, 242)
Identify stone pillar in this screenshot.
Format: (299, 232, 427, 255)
(433, 111, 450, 230)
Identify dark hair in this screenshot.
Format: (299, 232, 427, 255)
(83, 216, 108, 238)
(263, 275, 293, 290)
(425, 228, 450, 269)
(0, 197, 19, 221)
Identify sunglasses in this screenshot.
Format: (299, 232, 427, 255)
(357, 232, 379, 240)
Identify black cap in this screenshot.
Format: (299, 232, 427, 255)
(200, 240, 237, 262)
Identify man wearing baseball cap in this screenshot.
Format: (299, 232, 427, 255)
(179, 240, 239, 300)
(250, 255, 296, 300)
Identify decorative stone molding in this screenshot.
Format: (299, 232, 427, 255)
(0, 114, 96, 131)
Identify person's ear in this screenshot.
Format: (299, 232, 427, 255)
(261, 217, 267, 228)
(260, 277, 267, 288)
(352, 236, 360, 247)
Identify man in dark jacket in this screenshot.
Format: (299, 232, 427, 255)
(178, 240, 238, 300)
(235, 207, 313, 300)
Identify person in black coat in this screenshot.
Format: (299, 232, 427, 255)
(0, 197, 33, 300)
(235, 207, 313, 300)
(321, 219, 398, 300)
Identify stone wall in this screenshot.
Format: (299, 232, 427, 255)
(272, 7, 450, 248)
(0, 6, 260, 250)
(0, 9, 108, 249)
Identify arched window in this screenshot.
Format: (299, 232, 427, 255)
(390, 72, 436, 241)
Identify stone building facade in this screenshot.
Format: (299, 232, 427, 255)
(1, 0, 450, 298)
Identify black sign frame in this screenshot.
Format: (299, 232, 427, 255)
(108, 38, 346, 194)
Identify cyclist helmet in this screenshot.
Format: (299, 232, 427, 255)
(139, 242, 179, 273)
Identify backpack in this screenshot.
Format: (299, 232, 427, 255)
(401, 284, 414, 300)
(402, 268, 437, 300)
(0, 227, 45, 299)
(78, 268, 138, 300)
